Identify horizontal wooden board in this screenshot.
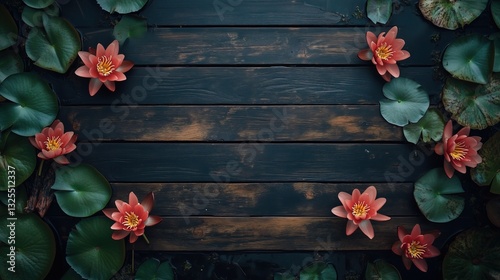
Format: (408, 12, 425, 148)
(60, 105, 404, 142)
(65, 143, 438, 182)
(49, 217, 472, 251)
(51, 67, 440, 106)
(77, 27, 445, 66)
(61, 0, 490, 27)
(107, 182, 420, 216)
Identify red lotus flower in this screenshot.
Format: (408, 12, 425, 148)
(358, 26, 410, 82)
(29, 120, 77, 164)
(331, 186, 390, 239)
(103, 192, 162, 243)
(75, 40, 134, 96)
(434, 120, 482, 178)
(392, 224, 440, 272)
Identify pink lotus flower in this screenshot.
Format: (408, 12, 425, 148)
(331, 186, 390, 239)
(29, 120, 77, 164)
(392, 224, 440, 272)
(75, 40, 134, 96)
(434, 120, 482, 178)
(103, 192, 162, 243)
(358, 26, 410, 82)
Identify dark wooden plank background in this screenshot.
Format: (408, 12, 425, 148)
(48, 0, 486, 252)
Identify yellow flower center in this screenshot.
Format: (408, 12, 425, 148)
(450, 141, 468, 160)
(96, 55, 115, 76)
(123, 212, 141, 230)
(352, 201, 370, 218)
(44, 136, 62, 151)
(375, 42, 393, 60)
(406, 240, 427, 259)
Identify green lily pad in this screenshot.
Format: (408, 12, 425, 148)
(493, 0, 500, 29)
(96, 0, 149, 14)
(25, 14, 80, 73)
(23, 4, 60, 27)
(0, 213, 56, 280)
(442, 75, 500, 129)
(403, 108, 445, 144)
(52, 164, 112, 217)
(471, 132, 500, 194)
(0, 133, 36, 190)
(379, 78, 430, 126)
(414, 168, 465, 223)
(22, 0, 55, 9)
(0, 4, 18, 51)
(442, 228, 500, 280)
(0, 72, 58, 136)
(365, 259, 401, 280)
(0, 185, 27, 213)
(367, 0, 392, 24)
(0, 50, 23, 83)
(66, 216, 125, 280)
(442, 34, 493, 84)
(300, 262, 337, 280)
(418, 0, 488, 30)
(135, 258, 175, 280)
(113, 14, 147, 44)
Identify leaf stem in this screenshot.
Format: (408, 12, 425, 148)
(142, 233, 150, 244)
(37, 160, 45, 176)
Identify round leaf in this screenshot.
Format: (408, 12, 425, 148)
(22, 0, 55, 9)
(471, 132, 500, 194)
(442, 34, 493, 84)
(0, 133, 36, 190)
(367, 0, 392, 24)
(22, 6, 45, 27)
(97, 0, 149, 14)
(403, 108, 445, 144)
(414, 168, 465, 223)
(419, 0, 488, 30)
(0, 50, 23, 83)
(0, 4, 18, 51)
(25, 14, 81, 73)
(136, 258, 175, 280)
(442, 75, 500, 129)
(113, 14, 147, 44)
(66, 216, 125, 280)
(365, 259, 401, 280)
(52, 164, 112, 217)
(443, 228, 500, 280)
(0, 72, 58, 136)
(493, 0, 500, 29)
(379, 78, 430, 126)
(299, 262, 337, 280)
(0, 213, 56, 280)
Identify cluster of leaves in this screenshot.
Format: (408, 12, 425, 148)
(0, 1, 129, 279)
(365, 1, 500, 279)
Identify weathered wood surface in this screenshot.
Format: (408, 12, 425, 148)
(49, 0, 478, 252)
(69, 143, 436, 182)
(50, 216, 471, 251)
(53, 67, 440, 106)
(108, 183, 420, 217)
(60, 105, 405, 141)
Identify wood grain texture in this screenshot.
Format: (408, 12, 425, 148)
(60, 105, 404, 142)
(78, 27, 444, 66)
(50, 217, 471, 251)
(51, 67, 439, 106)
(66, 143, 438, 182)
(107, 182, 420, 216)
